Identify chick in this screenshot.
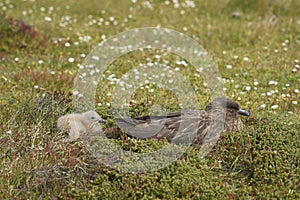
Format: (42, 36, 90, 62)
(57, 111, 105, 142)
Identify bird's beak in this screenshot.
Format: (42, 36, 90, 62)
(238, 108, 250, 116)
(98, 118, 106, 123)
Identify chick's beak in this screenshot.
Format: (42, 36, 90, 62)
(238, 108, 250, 116)
(98, 118, 106, 123)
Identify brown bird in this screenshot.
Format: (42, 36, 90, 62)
(113, 98, 250, 145)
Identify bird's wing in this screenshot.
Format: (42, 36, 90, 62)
(164, 110, 209, 144)
(115, 109, 209, 142)
(115, 117, 166, 138)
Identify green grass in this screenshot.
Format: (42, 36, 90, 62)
(1, 0, 300, 199)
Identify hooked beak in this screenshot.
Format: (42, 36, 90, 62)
(238, 108, 250, 116)
(98, 118, 106, 123)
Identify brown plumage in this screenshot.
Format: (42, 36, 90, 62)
(111, 98, 250, 145)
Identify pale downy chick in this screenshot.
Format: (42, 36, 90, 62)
(57, 111, 106, 142)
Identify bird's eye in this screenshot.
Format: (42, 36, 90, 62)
(91, 117, 95, 119)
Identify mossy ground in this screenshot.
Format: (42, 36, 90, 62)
(0, 0, 299, 199)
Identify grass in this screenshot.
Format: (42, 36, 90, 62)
(0, 0, 299, 199)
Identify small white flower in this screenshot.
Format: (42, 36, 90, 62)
(68, 57, 75, 63)
(260, 104, 266, 108)
(107, 93, 112, 96)
(267, 92, 272, 96)
(106, 102, 111, 107)
(15, 57, 19, 62)
(233, 55, 239, 59)
(51, 71, 55, 75)
(92, 56, 99, 61)
(44, 16, 52, 22)
(34, 85, 39, 89)
(65, 42, 70, 47)
(271, 105, 278, 109)
(245, 86, 251, 91)
(73, 90, 79, 95)
(226, 65, 232, 69)
(243, 57, 249, 61)
(254, 81, 259, 86)
(38, 60, 43, 64)
(294, 89, 299, 93)
(292, 101, 297, 105)
(269, 80, 278, 85)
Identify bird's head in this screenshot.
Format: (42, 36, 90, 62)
(81, 111, 106, 124)
(205, 98, 250, 118)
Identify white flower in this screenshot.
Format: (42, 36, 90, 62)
(245, 86, 251, 91)
(292, 101, 297, 105)
(254, 81, 259, 86)
(226, 65, 232, 69)
(269, 80, 278, 85)
(243, 57, 249, 61)
(295, 89, 299, 93)
(44, 16, 52, 22)
(271, 105, 278, 109)
(68, 57, 75, 63)
(260, 104, 266, 108)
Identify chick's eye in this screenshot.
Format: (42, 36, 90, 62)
(91, 117, 95, 119)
